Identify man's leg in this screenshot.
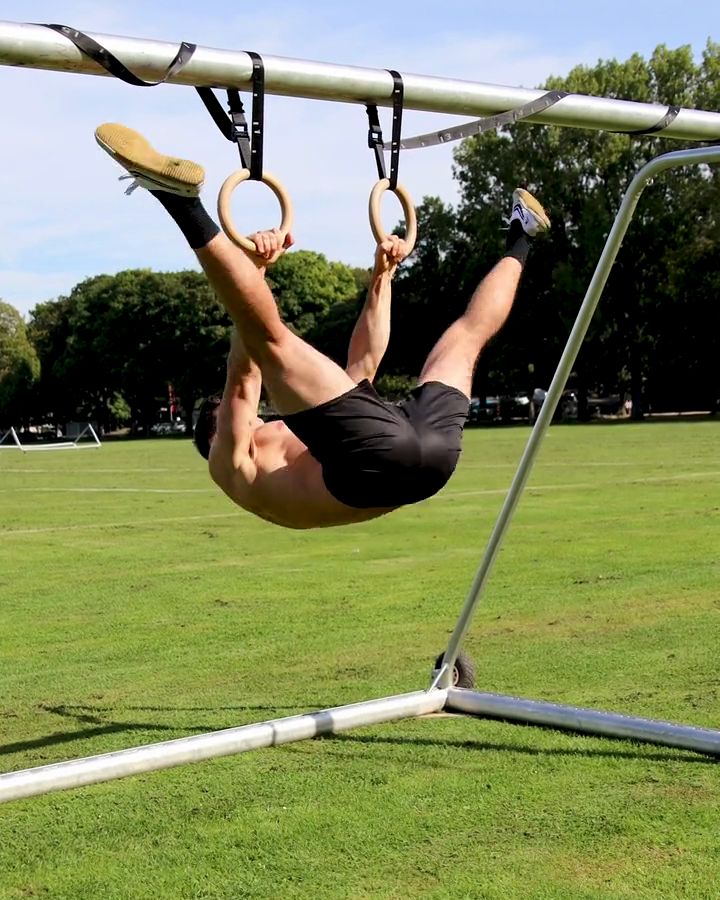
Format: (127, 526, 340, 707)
(95, 123, 356, 415)
(419, 189, 550, 397)
(193, 232, 356, 414)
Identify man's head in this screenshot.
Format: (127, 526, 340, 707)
(193, 397, 221, 460)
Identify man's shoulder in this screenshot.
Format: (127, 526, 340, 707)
(253, 418, 304, 453)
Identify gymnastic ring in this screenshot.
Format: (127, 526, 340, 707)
(217, 169, 294, 256)
(368, 178, 417, 255)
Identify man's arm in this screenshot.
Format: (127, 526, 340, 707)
(208, 228, 295, 477)
(346, 236, 408, 384)
(208, 328, 263, 481)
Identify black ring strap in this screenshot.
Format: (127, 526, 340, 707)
(43, 23, 267, 182)
(621, 105, 681, 135)
(395, 90, 568, 150)
(395, 91, 683, 149)
(195, 88, 251, 170)
(195, 54, 265, 181)
(247, 52, 265, 182)
(366, 104, 386, 180)
(40, 23, 196, 86)
(366, 70, 404, 189)
(386, 70, 404, 190)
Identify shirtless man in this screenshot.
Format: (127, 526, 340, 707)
(96, 123, 549, 529)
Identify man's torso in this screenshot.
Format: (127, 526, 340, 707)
(211, 419, 395, 529)
(209, 381, 468, 529)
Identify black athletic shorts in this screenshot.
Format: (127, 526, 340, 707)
(282, 380, 469, 508)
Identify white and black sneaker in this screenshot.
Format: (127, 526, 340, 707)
(95, 123, 205, 197)
(510, 188, 550, 237)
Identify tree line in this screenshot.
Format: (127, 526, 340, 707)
(1, 43, 718, 434)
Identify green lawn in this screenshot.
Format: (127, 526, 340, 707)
(1, 421, 718, 899)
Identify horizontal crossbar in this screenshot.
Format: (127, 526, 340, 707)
(1, 21, 720, 140)
(2, 685, 719, 804)
(446, 689, 720, 756)
(0, 690, 446, 803)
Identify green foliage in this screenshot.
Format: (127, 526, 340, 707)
(0, 300, 40, 425)
(374, 373, 417, 401)
(22, 254, 363, 434)
(268, 250, 359, 336)
(27, 271, 230, 433)
(440, 43, 720, 414)
(16, 43, 720, 428)
(108, 393, 131, 426)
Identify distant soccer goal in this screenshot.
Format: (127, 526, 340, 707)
(0, 424, 101, 452)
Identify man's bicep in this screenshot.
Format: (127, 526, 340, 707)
(212, 394, 260, 469)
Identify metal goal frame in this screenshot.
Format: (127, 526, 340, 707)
(1, 23, 718, 804)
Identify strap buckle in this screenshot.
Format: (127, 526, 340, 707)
(366, 70, 404, 190)
(196, 52, 265, 180)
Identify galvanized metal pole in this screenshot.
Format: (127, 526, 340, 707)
(1, 21, 720, 140)
(436, 144, 720, 689)
(0, 690, 445, 804)
(446, 689, 720, 756)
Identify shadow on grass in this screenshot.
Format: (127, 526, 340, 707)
(38, 702, 316, 718)
(315, 732, 718, 765)
(0, 702, 326, 758)
(3, 704, 717, 766)
(0, 722, 177, 757)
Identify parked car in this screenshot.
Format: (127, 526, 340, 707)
(499, 393, 531, 422)
(151, 420, 186, 435)
(559, 390, 578, 420)
(588, 394, 623, 417)
(468, 396, 500, 425)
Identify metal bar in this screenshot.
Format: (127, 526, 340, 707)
(75, 423, 102, 447)
(1, 22, 720, 140)
(0, 689, 445, 804)
(436, 144, 720, 689)
(446, 689, 720, 756)
(16, 443, 99, 451)
(0, 427, 23, 449)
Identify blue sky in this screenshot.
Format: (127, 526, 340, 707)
(0, 0, 716, 316)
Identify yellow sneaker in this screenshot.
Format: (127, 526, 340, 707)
(95, 123, 205, 197)
(511, 188, 550, 236)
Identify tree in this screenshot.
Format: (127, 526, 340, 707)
(446, 42, 720, 414)
(268, 250, 359, 337)
(27, 296, 76, 428)
(0, 301, 40, 427)
(28, 271, 230, 434)
(383, 196, 464, 378)
(25, 254, 363, 437)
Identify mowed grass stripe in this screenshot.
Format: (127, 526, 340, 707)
(0, 422, 719, 899)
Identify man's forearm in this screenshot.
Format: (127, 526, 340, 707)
(346, 267, 393, 379)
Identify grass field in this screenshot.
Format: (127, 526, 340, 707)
(1, 421, 719, 899)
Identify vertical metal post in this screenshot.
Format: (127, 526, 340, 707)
(437, 145, 720, 688)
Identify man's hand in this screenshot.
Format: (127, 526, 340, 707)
(373, 235, 410, 277)
(246, 229, 294, 272)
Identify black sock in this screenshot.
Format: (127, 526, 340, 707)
(504, 219, 531, 267)
(149, 191, 221, 250)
